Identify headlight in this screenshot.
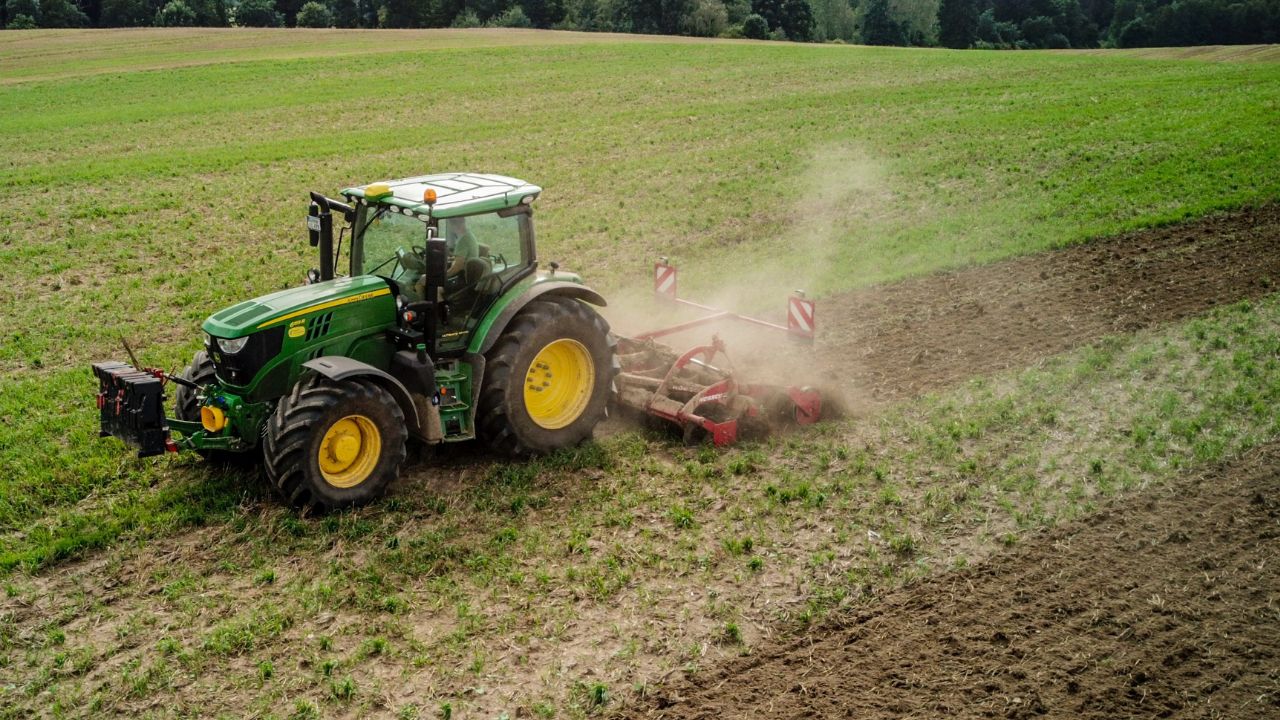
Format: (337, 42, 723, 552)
(218, 336, 249, 355)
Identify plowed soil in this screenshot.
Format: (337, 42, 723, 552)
(629, 442, 1280, 720)
(817, 204, 1280, 407)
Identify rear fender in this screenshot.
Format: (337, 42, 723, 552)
(302, 357, 421, 434)
(471, 281, 607, 356)
(465, 282, 607, 430)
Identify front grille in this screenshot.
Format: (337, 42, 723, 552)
(208, 326, 285, 387)
(305, 312, 333, 341)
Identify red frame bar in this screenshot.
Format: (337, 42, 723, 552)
(634, 307, 791, 340)
(643, 260, 797, 340)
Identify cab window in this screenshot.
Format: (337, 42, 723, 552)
(353, 207, 426, 283)
(440, 209, 534, 340)
(445, 211, 529, 277)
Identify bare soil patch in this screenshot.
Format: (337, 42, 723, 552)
(628, 441, 1280, 720)
(816, 203, 1280, 410)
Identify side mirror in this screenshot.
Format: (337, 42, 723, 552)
(307, 209, 322, 248)
(308, 203, 334, 281)
(307, 192, 352, 281)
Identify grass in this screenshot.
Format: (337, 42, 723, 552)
(1, 31, 1278, 566)
(1070, 44, 1280, 63)
(0, 28, 730, 84)
(3, 293, 1280, 717)
(0, 27, 1278, 717)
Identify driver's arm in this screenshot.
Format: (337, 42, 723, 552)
(447, 232, 479, 277)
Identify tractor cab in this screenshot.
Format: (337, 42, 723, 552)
(311, 173, 542, 356)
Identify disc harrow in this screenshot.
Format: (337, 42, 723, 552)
(614, 259, 826, 446)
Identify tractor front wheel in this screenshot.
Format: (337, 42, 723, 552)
(263, 375, 408, 511)
(478, 297, 614, 456)
(174, 350, 216, 424)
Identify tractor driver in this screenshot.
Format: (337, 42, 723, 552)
(411, 216, 479, 301)
(445, 216, 479, 281)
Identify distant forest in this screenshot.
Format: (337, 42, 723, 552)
(3, 0, 1279, 49)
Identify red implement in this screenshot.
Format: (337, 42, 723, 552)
(616, 337, 824, 446)
(614, 258, 825, 445)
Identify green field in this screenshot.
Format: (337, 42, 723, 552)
(2, 23, 1278, 581)
(1, 28, 1279, 717)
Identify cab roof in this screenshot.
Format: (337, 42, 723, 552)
(340, 173, 541, 219)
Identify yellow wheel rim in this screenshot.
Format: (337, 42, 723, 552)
(317, 414, 382, 488)
(523, 339, 595, 430)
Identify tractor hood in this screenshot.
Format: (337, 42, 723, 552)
(203, 276, 392, 338)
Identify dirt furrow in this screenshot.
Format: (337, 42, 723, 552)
(628, 442, 1280, 719)
(816, 204, 1280, 407)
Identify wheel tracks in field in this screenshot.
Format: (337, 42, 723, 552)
(5, 205, 1280, 717)
(616, 203, 1280, 719)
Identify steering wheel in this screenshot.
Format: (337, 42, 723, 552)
(397, 245, 427, 272)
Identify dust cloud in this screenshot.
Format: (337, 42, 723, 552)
(703, 143, 889, 314)
(602, 144, 892, 418)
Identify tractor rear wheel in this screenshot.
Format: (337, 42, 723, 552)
(478, 297, 614, 456)
(175, 350, 255, 465)
(263, 375, 408, 511)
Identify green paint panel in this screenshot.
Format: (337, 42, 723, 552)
(466, 270, 585, 355)
(435, 363, 474, 441)
(202, 275, 394, 338)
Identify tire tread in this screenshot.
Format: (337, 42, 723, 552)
(477, 297, 615, 456)
(263, 375, 407, 511)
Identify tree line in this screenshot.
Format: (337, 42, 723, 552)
(3, 0, 1278, 49)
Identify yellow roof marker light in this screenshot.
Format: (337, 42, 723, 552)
(424, 188, 437, 205)
(364, 183, 392, 199)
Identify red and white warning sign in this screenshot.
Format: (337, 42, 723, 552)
(654, 261, 678, 300)
(638, 257, 818, 343)
(787, 294, 816, 341)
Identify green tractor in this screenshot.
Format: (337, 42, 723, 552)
(94, 173, 615, 510)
